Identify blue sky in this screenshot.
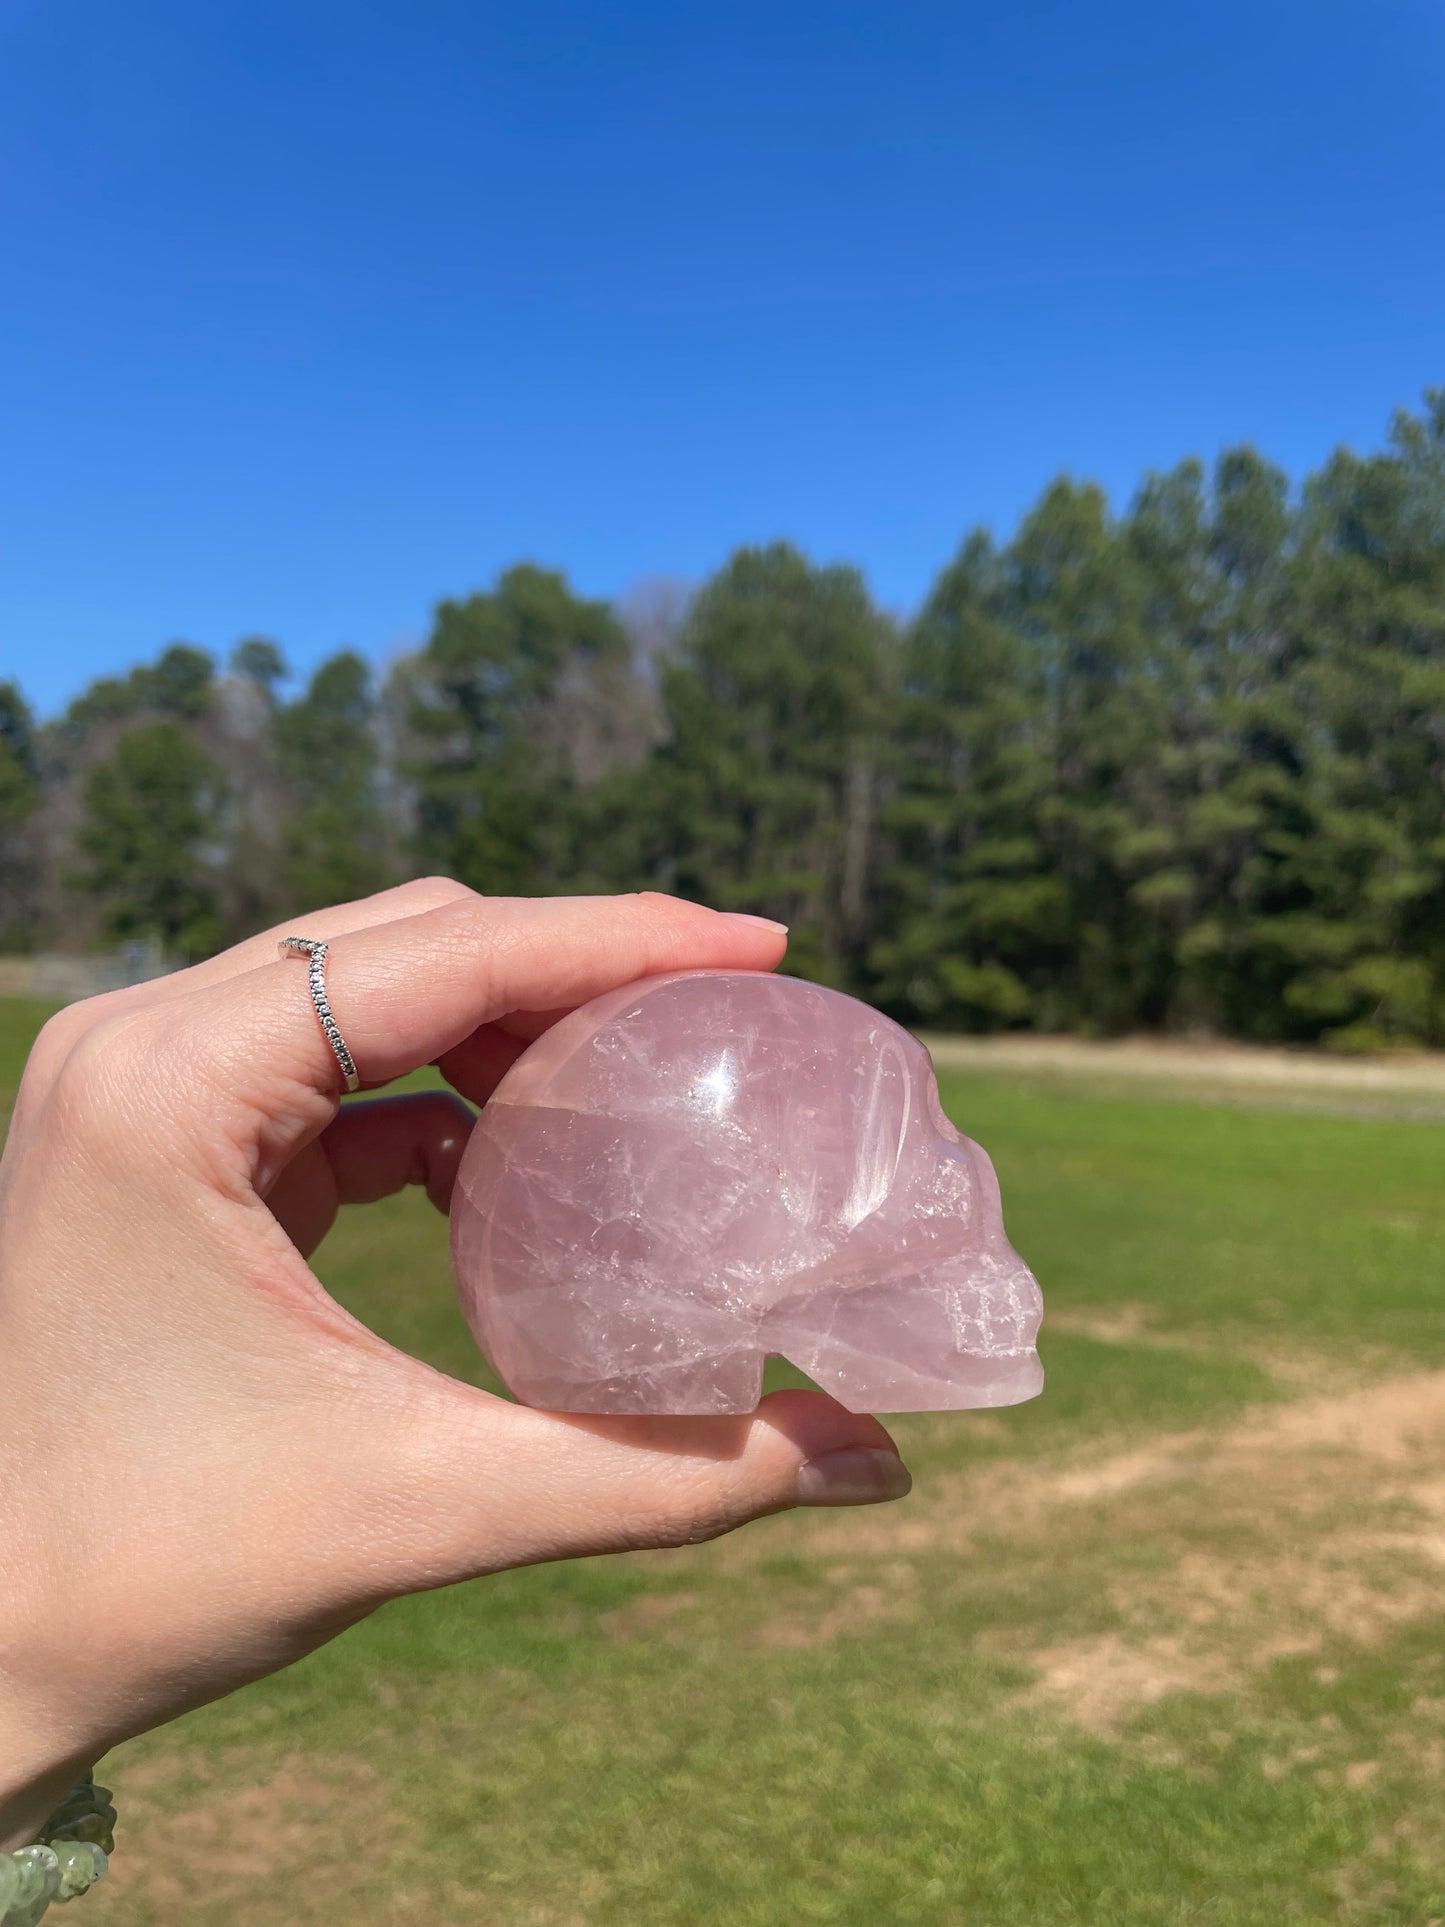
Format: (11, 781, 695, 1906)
(2, 0, 1442, 717)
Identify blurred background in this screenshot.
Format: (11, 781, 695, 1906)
(4, 3, 1445, 1922)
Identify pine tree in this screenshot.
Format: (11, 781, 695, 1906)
(407, 565, 641, 894)
(73, 720, 225, 957)
(274, 651, 393, 914)
(648, 543, 897, 987)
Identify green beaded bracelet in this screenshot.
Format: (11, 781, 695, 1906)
(0, 1774, 112, 1926)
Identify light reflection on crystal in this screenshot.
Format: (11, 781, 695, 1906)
(691, 1051, 736, 1116)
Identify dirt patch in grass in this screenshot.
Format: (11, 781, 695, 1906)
(1026, 1527, 1445, 1735)
(758, 1559, 919, 1648)
(1044, 1302, 1161, 1347)
(927, 1034, 1445, 1123)
(1039, 1310, 1395, 1391)
(921, 1031, 1445, 1097)
(93, 1749, 399, 1924)
(1026, 1631, 1237, 1730)
(1015, 1371, 1445, 1730)
(1034, 1365, 1445, 1506)
(721, 1367, 1445, 1735)
(606, 1590, 702, 1641)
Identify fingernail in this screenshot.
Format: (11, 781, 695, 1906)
(795, 1447, 912, 1507)
(722, 912, 790, 936)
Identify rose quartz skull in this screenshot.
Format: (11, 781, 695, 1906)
(450, 970, 1044, 1415)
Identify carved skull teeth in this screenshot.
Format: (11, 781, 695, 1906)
(451, 970, 1045, 1416)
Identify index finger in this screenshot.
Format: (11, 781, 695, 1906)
(176, 891, 788, 1148)
(12, 877, 482, 1120)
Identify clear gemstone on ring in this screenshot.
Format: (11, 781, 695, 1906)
(277, 935, 360, 1093)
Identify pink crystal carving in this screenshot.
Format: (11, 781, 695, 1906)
(450, 970, 1044, 1415)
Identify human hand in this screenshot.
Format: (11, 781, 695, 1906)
(0, 883, 909, 1848)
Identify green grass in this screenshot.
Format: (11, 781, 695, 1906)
(949, 1074, 1445, 1356)
(5, 996, 1445, 1923)
(0, 995, 59, 1096)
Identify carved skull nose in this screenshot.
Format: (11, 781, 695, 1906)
(451, 970, 1044, 1416)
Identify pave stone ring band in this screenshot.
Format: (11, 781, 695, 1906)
(278, 936, 361, 1093)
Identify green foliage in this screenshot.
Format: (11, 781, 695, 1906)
(73, 719, 225, 957)
(274, 651, 391, 912)
(868, 402, 1445, 1043)
(0, 682, 41, 947)
(873, 530, 1062, 1025)
(648, 542, 897, 984)
(407, 563, 639, 893)
(0, 682, 38, 827)
(229, 636, 288, 694)
(60, 642, 216, 739)
(7, 392, 1445, 1043)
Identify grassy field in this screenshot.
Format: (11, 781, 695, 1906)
(5, 996, 1445, 1924)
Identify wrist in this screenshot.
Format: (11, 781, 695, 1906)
(0, 1614, 87, 1849)
(0, 1487, 110, 1851)
(0, 1761, 90, 1856)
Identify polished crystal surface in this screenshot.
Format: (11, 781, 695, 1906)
(451, 970, 1044, 1415)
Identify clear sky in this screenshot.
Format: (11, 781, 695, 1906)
(3, 0, 1442, 717)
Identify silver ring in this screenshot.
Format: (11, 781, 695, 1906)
(277, 936, 361, 1093)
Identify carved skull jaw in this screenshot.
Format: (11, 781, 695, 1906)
(482, 1344, 1044, 1420)
(451, 970, 1044, 1417)
(758, 1268, 1046, 1416)
(464, 1273, 1044, 1416)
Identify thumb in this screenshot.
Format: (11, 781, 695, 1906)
(354, 1382, 911, 1593)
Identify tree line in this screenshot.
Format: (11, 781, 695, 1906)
(3, 394, 1444, 1048)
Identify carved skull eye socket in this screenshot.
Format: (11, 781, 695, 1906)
(451, 970, 1044, 1416)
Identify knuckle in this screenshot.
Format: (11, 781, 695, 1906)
(630, 1477, 749, 1552)
(410, 874, 478, 904)
(43, 1008, 162, 1149)
(623, 890, 708, 950)
(381, 875, 480, 919)
(296, 874, 476, 929)
(630, 889, 689, 919)
(430, 899, 508, 976)
(22, 992, 127, 1093)
(25, 1011, 86, 1088)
